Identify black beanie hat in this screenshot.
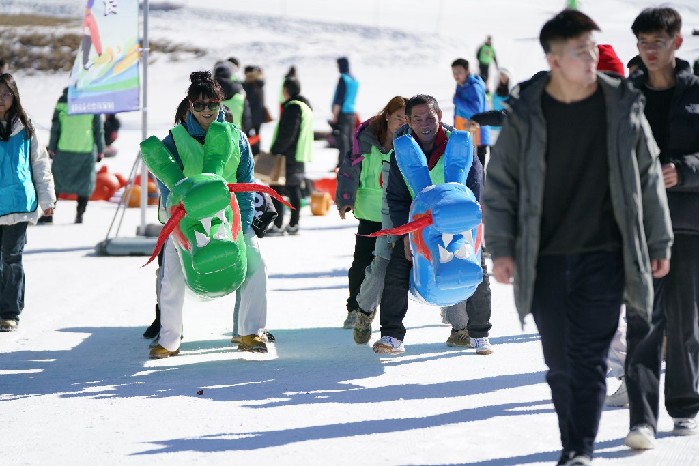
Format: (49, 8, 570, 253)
(337, 57, 350, 74)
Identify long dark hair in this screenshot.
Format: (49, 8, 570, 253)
(187, 71, 223, 102)
(368, 95, 408, 145)
(0, 73, 34, 140)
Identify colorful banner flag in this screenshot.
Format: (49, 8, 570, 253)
(68, 0, 140, 114)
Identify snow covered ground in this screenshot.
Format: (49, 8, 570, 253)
(1, 1, 699, 464)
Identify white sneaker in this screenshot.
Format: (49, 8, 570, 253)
(672, 417, 697, 436)
(605, 377, 629, 407)
(624, 424, 656, 450)
(470, 337, 494, 355)
(372, 336, 405, 355)
(564, 455, 591, 466)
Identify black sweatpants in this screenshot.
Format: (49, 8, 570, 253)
(271, 184, 302, 228)
(380, 237, 491, 341)
(530, 252, 624, 458)
(626, 234, 699, 431)
(346, 219, 381, 312)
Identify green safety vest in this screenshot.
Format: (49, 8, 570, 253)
(354, 145, 392, 222)
(222, 92, 245, 128)
(272, 99, 313, 162)
(477, 44, 496, 65)
(56, 102, 95, 153)
(170, 123, 241, 182)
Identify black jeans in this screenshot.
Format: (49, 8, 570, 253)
(530, 252, 624, 458)
(626, 234, 699, 430)
(271, 184, 302, 228)
(0, 222, 28, 321)
(379, 237, 412, 340)
(346, 219, 381, 312)
(336, 112, 355, 168)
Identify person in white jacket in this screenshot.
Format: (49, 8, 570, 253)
(0, 73, 56, 332)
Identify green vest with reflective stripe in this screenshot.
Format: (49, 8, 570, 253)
(272, 99, 313, 162)
(354, 145, 392, 222)
(56, 102, 94, 153)
(477, 44, 495, 65)
(170, 123, 241, 182)
(222, 92, 245, 127)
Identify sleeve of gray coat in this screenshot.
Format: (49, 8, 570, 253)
(636, 115, 673, 260)
(30, 131, 56, 210)
(482, 112, 520, 260)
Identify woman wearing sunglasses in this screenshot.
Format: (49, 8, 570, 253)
(148, 70, 270, 358)
(0, 73, 55, 332)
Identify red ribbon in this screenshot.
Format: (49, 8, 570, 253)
(143, 182, 296, 267)
(360, 212, 434, 238)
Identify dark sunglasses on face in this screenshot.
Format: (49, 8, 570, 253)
(191, 100, 221, 112)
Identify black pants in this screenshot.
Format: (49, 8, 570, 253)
(443, 254, 492, 338)
(626, 234, 699, 430)
(271, 184, 302, 228)
(379, 237, 492, 341)
(530, 252, 624, 458)
(336, 112, 355, 168)
(346, 219, 381, 312)
(476, 145, 488, 169)
(0, 222, 28, 321)
(479, 62, 490, 87)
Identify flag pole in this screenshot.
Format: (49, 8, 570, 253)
(137, 0, 150, 235)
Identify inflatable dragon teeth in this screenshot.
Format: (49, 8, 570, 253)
(139, 121, 292, 299)
(367, 131, 484, 307)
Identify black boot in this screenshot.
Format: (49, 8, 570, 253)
(143, 303, 161, 339)
(75, 196, 88, 224)
(37, 215, 53, 224)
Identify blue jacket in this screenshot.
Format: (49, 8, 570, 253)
(158, 112, 255, 233)
(332, 73, 359, 114)
(453, 74, 491, 146)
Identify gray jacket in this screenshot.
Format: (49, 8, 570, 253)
(483, 71, 673, 323)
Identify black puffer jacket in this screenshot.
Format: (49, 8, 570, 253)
(270, 95, 313, 187)
(631, 59, 699, 235)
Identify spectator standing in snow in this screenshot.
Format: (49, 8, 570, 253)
(266, 77, 313, 236)
(43, 86, 104, 224)
(0, 73, 55, 332)
(452, 58, 491, 168)
(242, 65, 268, 155)
(475, 35, 498, 92)
(330, 57, 359, 168)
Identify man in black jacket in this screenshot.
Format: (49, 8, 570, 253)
(372, 94, 485, 355)
(624, 7, 699, 450)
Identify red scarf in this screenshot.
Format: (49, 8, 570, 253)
(417, 126, 448, 170)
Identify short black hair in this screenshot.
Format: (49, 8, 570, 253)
(539, 9, 600, 53)
(451, 58, 469, 70)
(283, 77, 301, 98)
(405, 94, 441, 117)
(627, 55, 643, 70)
(631, 8, 682, 37)
(227, 57, 239, 67)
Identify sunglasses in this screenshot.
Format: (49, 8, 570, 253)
(191, 100, 221, 112)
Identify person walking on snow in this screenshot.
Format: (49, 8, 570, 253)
(483, 10, 673, 465)
(148, 71, 269, 358)
(623, 6, 699, 449)
(335, 96, 407, 335)
(475, 35, 498, 92)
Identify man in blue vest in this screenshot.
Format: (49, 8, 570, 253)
(330, 57, 359, 168)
